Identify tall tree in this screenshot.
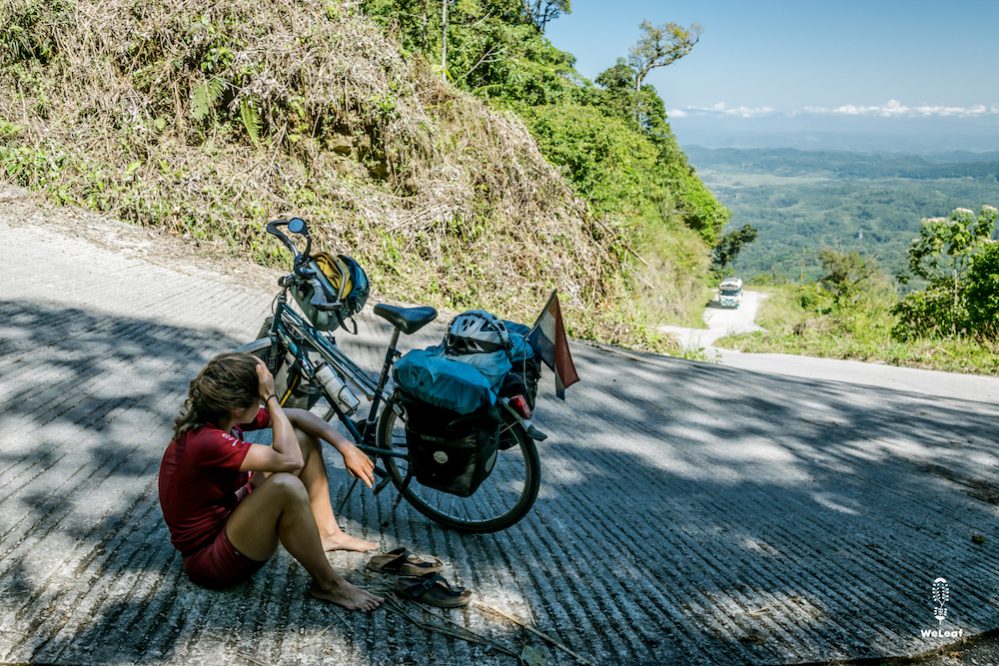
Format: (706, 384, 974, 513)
(524, 0, 571, 33)
(896, 205, 997, 338)
(817, 248, 881, 306)
(628, 20, 702, 92)
(712, 224, 758, 272)
(440, 0, 449, 78)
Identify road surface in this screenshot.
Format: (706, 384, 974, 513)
(1, 189, 997, 665)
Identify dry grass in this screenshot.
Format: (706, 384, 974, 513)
(0, 0, 676, 349)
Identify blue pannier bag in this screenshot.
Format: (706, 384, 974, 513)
(393, 347, 496, 415)
(392, 311, 543, 495)
(443, 346, 511, 390)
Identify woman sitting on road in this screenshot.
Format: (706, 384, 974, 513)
(158, 352, 382, 611)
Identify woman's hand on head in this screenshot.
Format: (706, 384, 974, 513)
(256, 359, 276, 402)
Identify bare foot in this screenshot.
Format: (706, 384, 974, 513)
(309, 580, 383, 611)
(321, 532, 378, 552)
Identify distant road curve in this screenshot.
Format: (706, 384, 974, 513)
(660, 289, 766, 351)
(661, 290, 999, 403)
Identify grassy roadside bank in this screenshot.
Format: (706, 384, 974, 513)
(0, 0, 703, 353)
(716, 285, 999, 375)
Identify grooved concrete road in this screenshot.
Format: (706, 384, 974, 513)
(1, 191, 998, 665)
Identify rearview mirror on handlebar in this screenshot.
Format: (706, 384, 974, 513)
(266, 217, 313, 266)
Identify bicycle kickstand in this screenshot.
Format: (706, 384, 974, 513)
(381, 471, 415, 529)
(336, 477, 360, 515)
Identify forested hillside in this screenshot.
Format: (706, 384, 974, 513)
(688, 146, 999, 280)
(0, 0, 727, 349)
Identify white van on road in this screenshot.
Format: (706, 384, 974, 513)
(718, 277, 743, 308)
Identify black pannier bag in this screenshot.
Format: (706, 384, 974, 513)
(399, 393, 500, 497)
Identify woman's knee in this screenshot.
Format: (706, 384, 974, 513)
(262, 472, 309, 503)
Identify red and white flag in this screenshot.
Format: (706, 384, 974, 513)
(528, 291, 580, 400)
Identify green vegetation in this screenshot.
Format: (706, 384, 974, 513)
(0, 0, 730, 351)
(689, 146, 999, 281)
(362, 0, 730, 327)
(718, 208, 999, 375)
(894, 206, 998, 341)
(712, 223, 758, 274)
(720, 284, 998, 375)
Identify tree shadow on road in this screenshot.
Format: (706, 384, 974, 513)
(399, 346, 998, 664)
(3, 297, 997, 665)
(0, 299, 525, 665)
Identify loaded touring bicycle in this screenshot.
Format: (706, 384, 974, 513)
(237, 218, 551, 533)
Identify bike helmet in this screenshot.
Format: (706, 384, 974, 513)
(445, 310, 511, 355)
(314, 252, 369, 319)
(293, 252, 369, 330)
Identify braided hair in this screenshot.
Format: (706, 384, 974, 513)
(172, 352, 260, 440)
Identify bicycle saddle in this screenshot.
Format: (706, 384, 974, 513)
(373, 304, 438, 335)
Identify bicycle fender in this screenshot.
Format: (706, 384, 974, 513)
(500, 400, 548, 441)
(233, 337, 271, 355)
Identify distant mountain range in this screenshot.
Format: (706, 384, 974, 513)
(686, 146, 999, 180)
(671, 114, 999, 154)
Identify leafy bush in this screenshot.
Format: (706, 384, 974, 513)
(521, 104, 662, 225)
(892, 287, 963, 341)
(963, 241, 999, 340)
(892, 205, 997, 341)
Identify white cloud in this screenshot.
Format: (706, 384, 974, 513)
(819, 99, 993, 117)
(680, 102, 777, 118)
(673, 99, 999, 119)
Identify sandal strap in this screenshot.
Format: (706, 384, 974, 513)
(379, 548, 410, 572)
(400, 572, 463, 597)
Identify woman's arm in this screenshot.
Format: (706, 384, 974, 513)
(239, 362, 304, 473)
(284, 408, 375, 488)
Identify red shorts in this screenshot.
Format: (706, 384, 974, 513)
(183, 527, 267, 589)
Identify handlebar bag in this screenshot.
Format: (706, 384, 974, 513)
(399, 393, 500, 497)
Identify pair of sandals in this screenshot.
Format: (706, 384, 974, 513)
(367, 547, 471, 608)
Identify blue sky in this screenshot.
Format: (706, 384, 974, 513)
(545, 1, 999, 150)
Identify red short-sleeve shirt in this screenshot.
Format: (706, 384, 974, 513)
(158, 408, 270, 555)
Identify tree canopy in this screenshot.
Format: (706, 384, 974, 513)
(628, 20, 702, 92)
(361, 2, 730, 245)
(894, 205, 998, 340)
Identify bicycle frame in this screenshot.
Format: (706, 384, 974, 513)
(260, 289, 406, 459)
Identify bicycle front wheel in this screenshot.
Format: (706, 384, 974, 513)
(376, 395, 541, 533)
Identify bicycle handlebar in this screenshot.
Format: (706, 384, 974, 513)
(268, 218, 343, 312)
(266, 218, 313, 270)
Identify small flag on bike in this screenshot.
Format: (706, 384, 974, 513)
(528, 290, 580, 400)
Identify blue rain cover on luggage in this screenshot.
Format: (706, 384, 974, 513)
(502, 321, 535, 363)
(443, 346, 512, 390)
(394, 347, 497, 415)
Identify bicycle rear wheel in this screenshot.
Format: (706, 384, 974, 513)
(375, 394, 541, 533)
